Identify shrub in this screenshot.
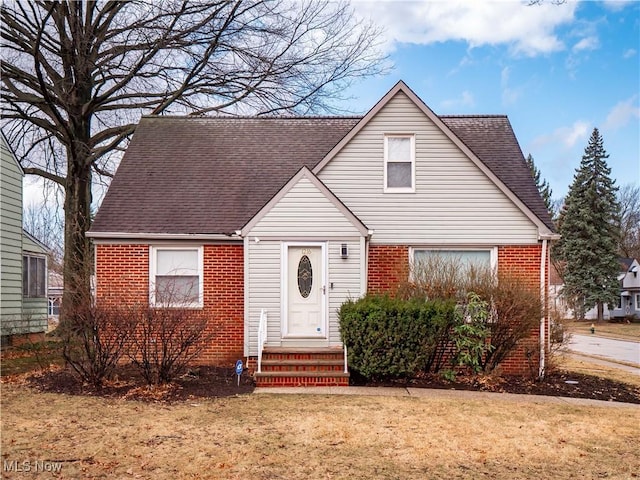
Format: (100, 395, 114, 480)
(127, 306, 213, 385)
(60, 301, 136, 388)
(339, 295, 458, 379)
(398, 255, 542, 374)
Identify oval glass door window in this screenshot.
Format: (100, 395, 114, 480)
(297, 255, 313, 298)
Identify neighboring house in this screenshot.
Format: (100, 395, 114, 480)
(551, 258, 639, 321)
(611, 258, 640, 320)
(0, 133, 49, 346)
(88, 81, 558, 384)
(48, 270, 63, 324)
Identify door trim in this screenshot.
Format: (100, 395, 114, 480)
(281, 241, 328, 339)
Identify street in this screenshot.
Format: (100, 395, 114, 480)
(568, 334, 640, 367)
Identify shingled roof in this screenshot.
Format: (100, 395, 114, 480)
(90, 108, 555, 236)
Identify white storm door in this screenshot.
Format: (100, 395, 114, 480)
(284, 244, 326, 338)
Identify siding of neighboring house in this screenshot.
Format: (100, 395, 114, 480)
(245, 175, 364, 355)
(95, 243, 244, 365)
(21, 234, 49, 333)
(316, 91, 540, 245)
(1, 136, 24, 329)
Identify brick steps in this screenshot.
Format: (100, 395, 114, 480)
(255, 347, 349, 387)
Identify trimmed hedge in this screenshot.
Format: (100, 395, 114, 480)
(339, 295, 458, 380)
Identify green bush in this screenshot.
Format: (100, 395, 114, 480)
(339, 295, 458, 380)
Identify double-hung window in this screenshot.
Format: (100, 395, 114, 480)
(23, 254, 46, 298)
(384, 134, 415, 192)
(150, 246, 203, 308)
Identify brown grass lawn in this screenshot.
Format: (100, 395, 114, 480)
(1, 383, 639, 480)
(566, 320, 640, 341)
(559, 353, 640, 388)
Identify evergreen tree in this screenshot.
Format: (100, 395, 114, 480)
(526, 154, 553, 214)
(558, 128, 621, 321)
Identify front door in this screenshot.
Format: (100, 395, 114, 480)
(285, 244, 325, 337)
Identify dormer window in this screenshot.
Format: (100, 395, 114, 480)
(384, 134, 415, 193)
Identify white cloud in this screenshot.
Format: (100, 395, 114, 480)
(623, 48, 637, 59)
(531, 120, 591, 150)
(351, 0, 577, 56)
(440, 90, 475, 110)
(572, 36, 599, 53)
(603, 95, 640, 131)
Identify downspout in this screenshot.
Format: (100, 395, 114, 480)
(539, 238, 548, 379)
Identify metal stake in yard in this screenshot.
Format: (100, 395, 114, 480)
(235, 359, 243, 387)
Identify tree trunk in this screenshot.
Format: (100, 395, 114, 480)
(60, 151, 93, 325)
(597, 301, 604, 323)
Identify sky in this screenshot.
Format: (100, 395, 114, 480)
(343, 0, 640, 200)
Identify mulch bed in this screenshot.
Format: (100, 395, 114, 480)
(2, 363, 638, 404)
(15, 365, 255, 403)
(353, 370, 640, 404)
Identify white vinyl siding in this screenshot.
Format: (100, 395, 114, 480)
(250, 177, 363, 237)
(317, 91, 539, 245)
(246, 239, 362, 355)
(245, 174, 365, 355)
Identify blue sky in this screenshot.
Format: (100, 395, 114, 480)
(344, 0, 640, 199)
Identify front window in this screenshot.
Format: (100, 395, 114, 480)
(413, 249, 494, 273)
(23, 255, 46, 298)
(384, 135, 415, 192)
(635, 294, 640, 310)
(150, 246, 203, 307)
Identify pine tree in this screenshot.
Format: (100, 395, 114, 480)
(558, 128, 621, 321)
(526, 154, 553, 214)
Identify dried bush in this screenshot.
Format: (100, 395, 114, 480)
(127, 306, 213, 385)
(399, 255, 542, 374)
(60, 301, 137, 388)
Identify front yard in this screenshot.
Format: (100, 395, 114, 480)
(1, 383, 639, 480)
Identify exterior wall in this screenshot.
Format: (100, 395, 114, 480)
(245, 174, 365, 355)
(367, 245, 409, 294)
(1, 136, 24, 333)
(317, 91, 540, 246)
(95, 243, 244, 365)
(366, 243, 547, 376)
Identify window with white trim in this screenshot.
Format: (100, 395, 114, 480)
(384, 135, 415, 192)
(412, 248, 496, 276)
(23, 255, 46, 298)
(150, 246, 203, 308)
(635, 293, 640, 311)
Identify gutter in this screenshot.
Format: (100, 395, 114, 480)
(86, 232, 239, 241)
(539, 238, 548, 379)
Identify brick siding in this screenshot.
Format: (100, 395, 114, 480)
(367, 243, 549, 376)
(95, 243, 244, 366)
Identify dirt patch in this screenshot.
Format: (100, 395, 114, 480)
(351, 370, 640, 404)
(18, 364, 254, 402)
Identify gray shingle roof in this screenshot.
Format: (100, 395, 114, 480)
(90, 113, 555, 236)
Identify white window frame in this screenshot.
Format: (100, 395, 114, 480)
(23, 254, 47, 298)
(635, 293, 640, 311)
(409, 247, 498, 278)
(384, 134, 415, 193)
(149, 246, 204, 308)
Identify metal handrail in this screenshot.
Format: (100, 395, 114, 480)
(343, 343, 348, 374)
(257, 309, 267, 373)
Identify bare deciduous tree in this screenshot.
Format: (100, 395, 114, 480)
(618, 184, 640, 260)
(1, 0, 385, 316)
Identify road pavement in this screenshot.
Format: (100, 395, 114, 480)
(568, 333, 640, 367)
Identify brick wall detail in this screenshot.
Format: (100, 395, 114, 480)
(367, 243, 549, 376)
(95, 243, 244, 366)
